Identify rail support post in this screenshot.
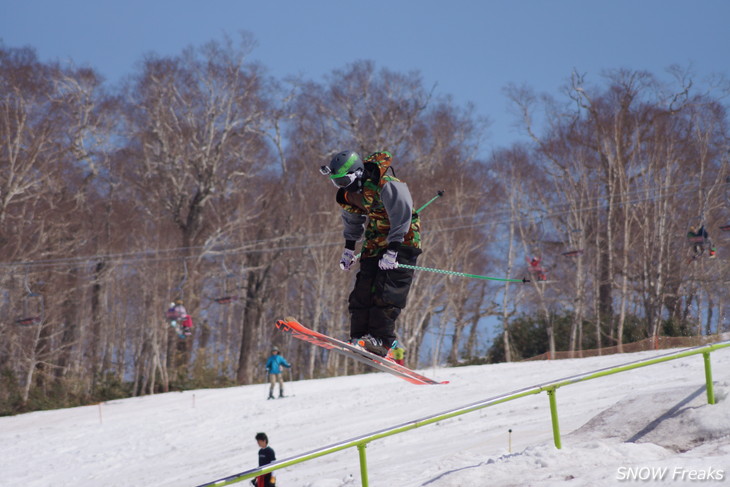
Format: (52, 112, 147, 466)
(357, 443, 369, 487)
(703, 351, 715, 405)
(546, 387, 562, 449)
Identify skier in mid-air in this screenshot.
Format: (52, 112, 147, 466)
(320, 150, 422, 358)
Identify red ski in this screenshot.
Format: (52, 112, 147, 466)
(275, 318, 448, 385)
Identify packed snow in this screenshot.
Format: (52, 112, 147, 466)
(2, 343, 730, 487)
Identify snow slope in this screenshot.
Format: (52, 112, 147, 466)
(2, 345, 729, 487)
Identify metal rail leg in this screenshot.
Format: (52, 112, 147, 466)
(703, 352, 715, 405)
(547, 388, 562, 449)
(357, 443, 369, 487)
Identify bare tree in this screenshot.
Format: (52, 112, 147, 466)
(6, 38, 730, 414)
(119, 34, 277, 379)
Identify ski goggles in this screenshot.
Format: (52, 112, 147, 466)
(320, 165, 359, 188)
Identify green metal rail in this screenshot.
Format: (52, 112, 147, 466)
(196, 340, 730, 487)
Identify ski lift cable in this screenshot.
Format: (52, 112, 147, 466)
(0, 230, 345, 271)
(0, 179, 711, 271)
(0, 180, 703, 270)
(0, 190, 696, 272)
(427, 179, 699, 228)
(436, 180, 700, 234)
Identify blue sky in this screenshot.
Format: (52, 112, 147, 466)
(2, 0, 729, 153)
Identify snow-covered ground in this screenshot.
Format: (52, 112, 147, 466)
(2, 344, 730, 487)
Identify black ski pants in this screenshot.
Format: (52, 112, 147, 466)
(348, 246, 421, 345)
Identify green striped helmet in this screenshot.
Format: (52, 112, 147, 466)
(322, 151, 364, 188)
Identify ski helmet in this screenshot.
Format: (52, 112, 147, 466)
(320, 151, 364, 188)
(272, 346, 279, 353)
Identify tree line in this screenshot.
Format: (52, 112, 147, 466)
(1, 36, 728, 413)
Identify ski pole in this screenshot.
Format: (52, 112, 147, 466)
(397, 263, 530, 283)
(415, 189, 445, 213)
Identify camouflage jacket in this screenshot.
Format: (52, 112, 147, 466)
(336, 151, 421, 259)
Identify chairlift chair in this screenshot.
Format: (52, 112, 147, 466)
(686, 224, 710, 245)
(214, 295, 239, 305)
(558, 225, 584, 258)
(15, 292, 44, 326)
(686, 222, 716, 260)
(561, 249, 584, 258)
(213, 267, 242, 305)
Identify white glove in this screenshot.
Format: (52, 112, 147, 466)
(339, 249, 356, 270)
(378, 250, 399, 270)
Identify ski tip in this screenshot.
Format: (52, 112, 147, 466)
(282, 316, 298, 323)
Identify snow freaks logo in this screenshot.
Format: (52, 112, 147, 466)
(617, 466, 725, 482)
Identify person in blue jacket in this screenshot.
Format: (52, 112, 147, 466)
(265, 347, 291, 399)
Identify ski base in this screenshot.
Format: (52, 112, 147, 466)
(275, 318, 448, 385)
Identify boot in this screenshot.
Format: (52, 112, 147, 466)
(357, 335, 389, 357)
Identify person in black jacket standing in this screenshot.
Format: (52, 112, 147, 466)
(254, 432, 276, 487)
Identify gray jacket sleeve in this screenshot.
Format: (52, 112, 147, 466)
(341, 209, 367, 242)
(381, 181, 413, 245)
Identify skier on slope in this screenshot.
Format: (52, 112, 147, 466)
(320, 150, 422, 357)
(265, 347, 291, 399)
